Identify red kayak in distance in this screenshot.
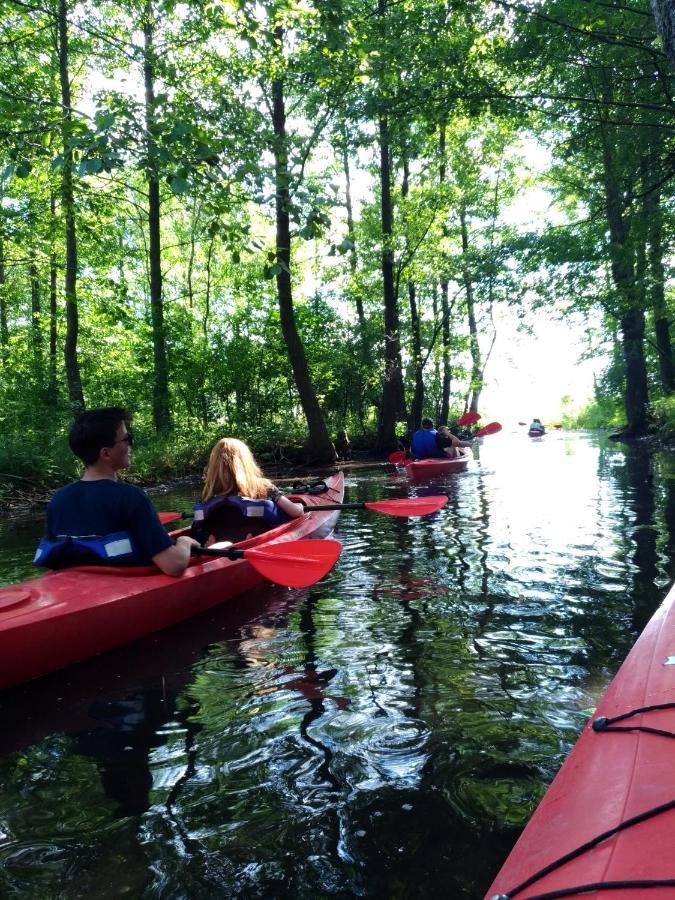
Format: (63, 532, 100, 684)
(528, 429, 545, 437)
(486, 578, 675, 900)
(0, 473, 344, 691)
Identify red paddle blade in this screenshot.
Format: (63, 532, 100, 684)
(457, 411, 480, 426)
(158, 511, 184, 525)
(475, 422, 502, 438)
(388, 451, 408, 464)
(364, 496, 448, 517)
(244, 539, 341, 588)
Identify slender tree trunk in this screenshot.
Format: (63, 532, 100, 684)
(439, 126, 450, 423)
(57, 0, 84, 412)
(30, 255, 44, 387)
(651, 0, 675, 68)
(271, 28, 335, 463)
(459, 205, 482, 413)
(376, 113, 404, 451)
(601, 133, 649, 435)
(46, 193, 59, 404)
(0, 233, 8, 366)
(402, 157, 424, 430)
(143, 0, 171, 432)
(643, 174, 674, 393)
(340, 131, 365, 331)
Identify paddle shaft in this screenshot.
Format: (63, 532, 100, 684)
(192, 545, 243, 560)
(300, 502, 362, 511)
(192, 545, 323, 565)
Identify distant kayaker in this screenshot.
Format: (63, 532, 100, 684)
(194, 438, 305, 548)
(34, 407, 199, 575)
(529, 418, 545, 433)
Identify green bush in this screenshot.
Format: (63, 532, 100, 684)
(650, 396, 675, 432)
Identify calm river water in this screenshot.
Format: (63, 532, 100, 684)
(1, 430, 674, 898)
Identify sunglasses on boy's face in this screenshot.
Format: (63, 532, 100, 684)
(110, 432, 133, 447)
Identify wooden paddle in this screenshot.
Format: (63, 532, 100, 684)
(158, 495, 447, 525)
(191, 539, 341, 588)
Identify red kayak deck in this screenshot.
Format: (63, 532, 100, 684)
(404, 448, 470, 479)
(0, 473, 343, 690)
(486, 579, 675, 900)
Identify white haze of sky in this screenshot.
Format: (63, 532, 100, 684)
(472, 144, 606, 426)
(336, 137, 608, 427)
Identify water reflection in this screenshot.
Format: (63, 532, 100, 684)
(1, 433, 674, 898)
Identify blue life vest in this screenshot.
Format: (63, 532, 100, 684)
(411, 429, 444, 459)
(193, 495, 289, 528)
(34, 531, 143, 568)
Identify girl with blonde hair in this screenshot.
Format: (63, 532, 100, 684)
(202, 437, 304, 517)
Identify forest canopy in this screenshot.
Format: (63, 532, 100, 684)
(0, 0, 673, 489)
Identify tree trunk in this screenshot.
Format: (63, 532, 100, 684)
(0, 232, 8, 366)
(621, 307, 649, 434)
(144, 0, 171, 432)
(271, 28, 335, 464)
(651, 0, 675, 68)
(460, 205, 483, 413)
(30, 255, 44, 386)
(58, 0, 84, 413)
(340, 131, 365, 331)
(375, 113, 405, 451)
(643, 177, 674, 393)
(601, 132, 649, 435)
(402, 157, 424, 431)
(47, 193, 58, 404)
(438, 126, 450, 423)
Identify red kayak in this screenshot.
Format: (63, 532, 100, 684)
(0, 473, 343, 690)
(486, 579, 675, 900)
(528, 429, 545, 437)
(404, 448, 471, 479)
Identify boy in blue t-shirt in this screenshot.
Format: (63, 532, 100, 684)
(37, 407, 198, 575)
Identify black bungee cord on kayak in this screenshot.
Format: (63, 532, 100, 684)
(592, 701, 675, 738)
(491, 797, 675, 898)
(491, 706, 675, 899)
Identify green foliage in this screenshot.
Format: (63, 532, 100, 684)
(564, 397, 624, 430)
(0, 0, 670, 489)
(650, 396, 675, 433)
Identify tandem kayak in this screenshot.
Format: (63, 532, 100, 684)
(486, 578, 675, 900)
(0, 473, 344, 691)
(404, 448, 471, 479)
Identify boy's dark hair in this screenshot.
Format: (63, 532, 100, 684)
(69, 407, 130, 465)
(421, 417, 434, 429)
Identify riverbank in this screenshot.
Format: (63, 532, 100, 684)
(0, 453, 387, 520)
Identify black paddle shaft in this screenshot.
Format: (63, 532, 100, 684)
(191, 546, 245, 560)
(301, 502, 362, 511)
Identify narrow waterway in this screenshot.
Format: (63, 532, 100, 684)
(1, 430, 674, 898)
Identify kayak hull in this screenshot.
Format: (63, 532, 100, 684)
(405, 449, 470, 479)
(528, 429, 545, 437)
(0, 473, 344, 690)
(486, 579, 675, 899)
